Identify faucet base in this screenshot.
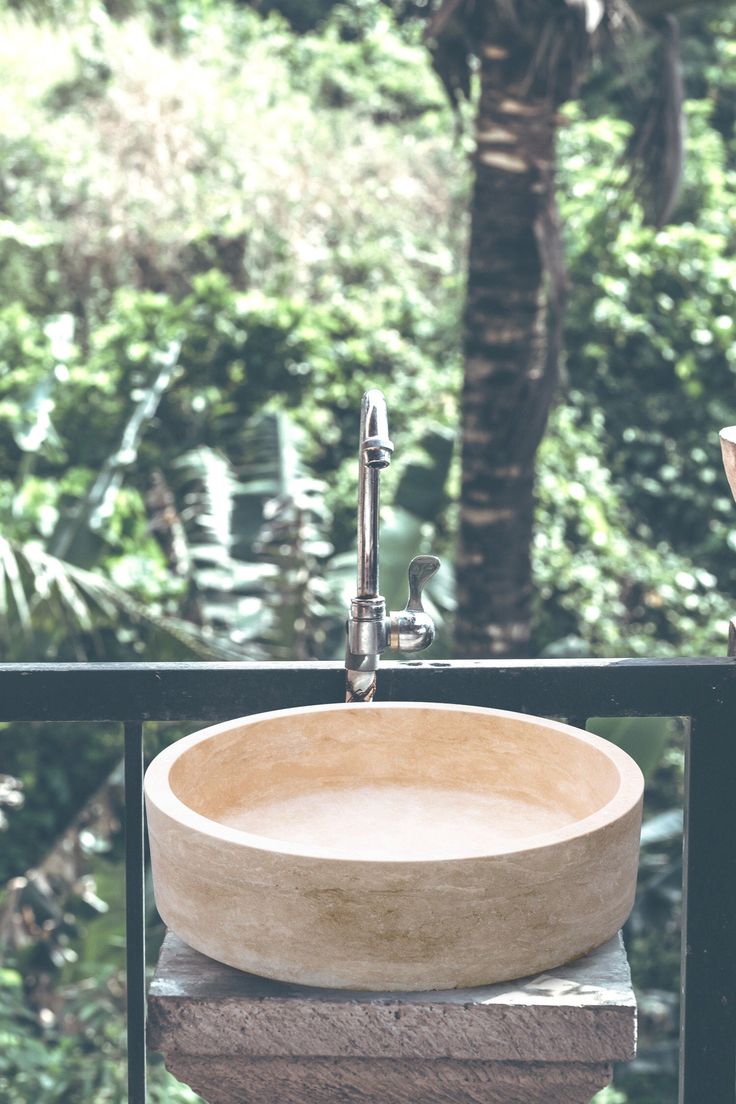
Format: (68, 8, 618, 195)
(345, 666, 378, 703)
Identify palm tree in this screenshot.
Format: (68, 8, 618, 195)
(427, 0, 693, 657)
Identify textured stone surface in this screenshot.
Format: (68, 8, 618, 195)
(149, 931, 636, 1104)
(164, 1056, 614, 1104)
(145, 701, 643, 990)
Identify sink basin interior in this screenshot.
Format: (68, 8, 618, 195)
(167, 704, 623, 861)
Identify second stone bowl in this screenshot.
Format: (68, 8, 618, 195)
(144, 701, 643, 990)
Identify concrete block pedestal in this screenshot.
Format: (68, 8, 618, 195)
(148, 931, 636, 1104)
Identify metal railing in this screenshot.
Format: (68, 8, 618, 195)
(1, 657, 734, 1104)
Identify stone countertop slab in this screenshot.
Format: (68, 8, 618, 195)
(148, 930, 636, 1065)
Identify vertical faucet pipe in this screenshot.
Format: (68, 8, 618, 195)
(357, 390, 393, 598)
(357, 466, 380, 597)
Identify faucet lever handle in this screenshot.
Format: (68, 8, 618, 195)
(406, 555, 440, 612)
(389, 555, 440, 653)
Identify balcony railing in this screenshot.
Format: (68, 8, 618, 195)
(1, 657, 734, 1104)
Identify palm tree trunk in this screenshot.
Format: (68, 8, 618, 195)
(454, 33, 566, 658)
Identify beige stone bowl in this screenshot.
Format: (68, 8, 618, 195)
(145, 702, 643, 991)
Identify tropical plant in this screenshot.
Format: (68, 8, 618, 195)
(533, 398, 727, 659)
(560, 99, 736, 600)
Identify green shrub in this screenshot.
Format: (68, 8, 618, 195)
(559, 104, 736, 606)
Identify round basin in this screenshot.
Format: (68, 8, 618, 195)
(145, 702, 643, 990)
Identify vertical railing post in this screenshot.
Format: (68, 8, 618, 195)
(124, 721, 146, 1104)
(680, 703, 736, 1104)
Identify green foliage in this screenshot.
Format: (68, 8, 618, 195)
(287, 3, 446, 122)
(535, 399, 726, 658)
(0, 723, 118, 882)
(592, 1089, 627, 1104)
(0, 4, 462, 330)
(0, 958, 199, 1103)
(559, 103, 736, 614)
(587, 717, 676, 780)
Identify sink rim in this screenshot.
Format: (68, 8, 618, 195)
(144, 701, 644, 865)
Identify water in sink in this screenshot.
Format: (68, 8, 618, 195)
(216, 784, 572, 860)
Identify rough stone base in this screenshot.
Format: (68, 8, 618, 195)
(164, 1055, 614, 1104)
(149, 931, 636, 1104)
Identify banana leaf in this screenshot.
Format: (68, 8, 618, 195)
(586, 716, 681, 779)
(0, 537, 241, 661)
(51, 340, 181, 567)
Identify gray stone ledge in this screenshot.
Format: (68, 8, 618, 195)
(149, 930, 636, 1067)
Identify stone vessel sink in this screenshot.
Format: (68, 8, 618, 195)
(145, 702, 643, 991)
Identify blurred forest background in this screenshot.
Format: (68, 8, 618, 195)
(0, 0, 734, 1101)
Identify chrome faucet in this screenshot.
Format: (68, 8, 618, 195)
(345, 390, 440, 702)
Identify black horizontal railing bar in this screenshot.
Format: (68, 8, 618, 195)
(0, 657, 735, 721)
